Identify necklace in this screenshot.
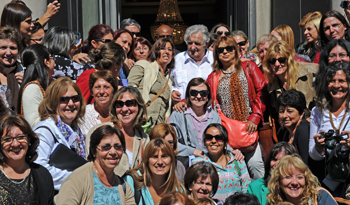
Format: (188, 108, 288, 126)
(93, 164, 116, 187)
(0, 165, 29, 185)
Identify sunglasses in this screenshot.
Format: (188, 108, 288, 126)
(115, 99, 137, 108)
(97, 144, 124, 152)
(189, 89, 209, 97)
(269, 57, 287, 64)
(216, 45, 235, 54)
(158, 35, 173, 39)
(130, 32, 141, 37)
(216, 31, 231, 36)
(237, 41, 247, 46)
(60, 95, 81, 104)
(96, 39, 112, 43)
(205, 134, 225, 142)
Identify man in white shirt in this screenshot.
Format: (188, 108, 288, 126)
(170, 24, 214, 104)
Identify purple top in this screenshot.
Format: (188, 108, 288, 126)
(185, 107, 213, 145)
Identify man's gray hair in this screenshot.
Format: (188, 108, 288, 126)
(120, 18, 141, 31)
(184, 24, 210, 46)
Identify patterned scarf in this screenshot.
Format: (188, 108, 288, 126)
(228, 72, 248, 121)
(56, 116, 86, 158)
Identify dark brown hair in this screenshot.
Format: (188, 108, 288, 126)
(148, 38, 175, 71)
(149, 123, 178, 155)
(212, 36, 241, 73)
(185, 77, 212, 110)
(89, 70, 119, 97)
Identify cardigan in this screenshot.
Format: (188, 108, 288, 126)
(247, 177, 268, 205)
(86, 122, 150, 177)
(22, 83, 43, 128)
(57, 162, 135, 205)
(31, 163, 55, 205)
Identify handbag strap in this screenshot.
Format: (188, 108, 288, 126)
(35, 126, 58, 143)
(183, 112, 190, 144)
(145, 77, 169, 107)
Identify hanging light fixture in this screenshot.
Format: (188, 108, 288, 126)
(150, 0, 188, 45)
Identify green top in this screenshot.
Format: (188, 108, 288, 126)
(247, 177, 269, 205)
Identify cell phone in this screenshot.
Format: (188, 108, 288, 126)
(341, 0, 350, 9)
(76, 32, 81, 45)
(54, 0, 60, 6)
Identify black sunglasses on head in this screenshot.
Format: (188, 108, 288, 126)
(237, 41, 247, 46)
(216, 31, 231, 36)
(60, 95, 81, 104)
(115, 99, 137, 108)
(216, 45, 235, 54)
(189, 89, 209, 97)
(205, 134, 225, 142)
(269, 57, 287, 64)
(130, 32, 141, 37)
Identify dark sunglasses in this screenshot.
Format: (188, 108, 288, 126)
(216, 31, 231, 36)
(158, 35, 173, 39)
(216, 45, 235, 54)
(115, 99, 137, 108)
(60, 95, 81, 104)
(205, 134, 225, 142)
(269, 57, 287, 64)
(237, 40, 247, 46)
(189, 89, 209, 97)
(97, 144, 124, 152)
(96, 39, 112, 43)
(130, 32, 141, 37)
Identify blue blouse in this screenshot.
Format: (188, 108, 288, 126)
(92, 170, 122, 205)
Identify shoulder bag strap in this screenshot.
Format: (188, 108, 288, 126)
(342, 110, 350, 132)
(35, 126, 58, 143)
(145, 77, 170, 107)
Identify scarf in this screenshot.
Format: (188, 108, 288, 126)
(56, 116, 86, 159)
(0, 62, 19, 112)
(229, 71, 248, 121)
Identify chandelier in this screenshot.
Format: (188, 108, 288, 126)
(150, 0, 188, 45)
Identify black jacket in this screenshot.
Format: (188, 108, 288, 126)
(31, 163, 55, 205)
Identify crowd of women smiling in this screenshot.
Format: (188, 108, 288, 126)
(2, 0, 350, 204)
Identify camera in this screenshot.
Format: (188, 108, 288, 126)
(319, 130, 348, 149)
(341, 0, 350, 9)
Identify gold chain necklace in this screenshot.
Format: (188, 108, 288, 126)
(93, 164, 116, 187)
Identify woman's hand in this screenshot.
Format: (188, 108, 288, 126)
(340, 131, 350, 148)
(246, 120, 257, 135)
(72, 53, 90, 64)
(172, 101, 187, 112)
(124, 58, 135, 70)
(14, 72, 24, 84)
(171, 90, 182, 104)
(231, 149, 245, 160)
(45, 1, 61, 18)
(313, 131, 326, 156)
(193, 149, 204, 158)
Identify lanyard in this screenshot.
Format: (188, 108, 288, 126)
(329, 110, 348, 135)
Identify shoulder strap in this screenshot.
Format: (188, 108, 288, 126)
(123, 172, 142, 204)
(34, 126, 58, 143)
(342, 110, 350, 131)
(183, 112, 190, 144)
(116, 175, 126, 194)
(233, 160, 241, 176)
(145, 77, 170, 107)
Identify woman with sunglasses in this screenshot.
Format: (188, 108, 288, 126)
(192, 124, 251, 202)
(263, 40, 318, 130)
(33, 77, 86, 191)
(169, 78, 221, 159)
(76, 42, 125, 104)
(86, 86, 149, 177)
(0, 115, 55, 205)
(18, 44, 54, 128)
(232, 30, 261, 67)
(57, 125, 135, 205)
(128, 38, 175, 125)
(210, 23, 231, 37)
(206, 36, 266, 180)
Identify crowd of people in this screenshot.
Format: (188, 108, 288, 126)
(2, 0, 350, 204)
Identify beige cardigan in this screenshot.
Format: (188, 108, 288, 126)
(56, 162, 135, 205)
(86, 122, 150, 177)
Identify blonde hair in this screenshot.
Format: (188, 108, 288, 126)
(299, 11, 322, 31)
(263, 41, 299, 90)
(272, 25, 295, 52)
(212, 36, 241, 73)
(194, 198, 216, 205)
(266, 154, 320, 205)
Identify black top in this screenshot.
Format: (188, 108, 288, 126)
(31, 163, 55, 205)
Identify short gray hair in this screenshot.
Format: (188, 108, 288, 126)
(256, 34, 277, 50)
(120, 18, 141, 31)
(184, 24, 210, 47)
(231, 30, 248, 40)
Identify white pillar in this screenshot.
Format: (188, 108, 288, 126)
(256, 0, 271, 43)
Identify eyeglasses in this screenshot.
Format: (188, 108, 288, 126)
(158, 35, 173, 39)
(2, 134, 28, 144)
(216, 31, 231, 36)
(189, 89, 209, 97)
(97, 144, 124, 152)
(160, 47, 173, 52)
(216, 45, 235, 54)
(115, 99, 137, 108)
(96, 39, 112, 43)
(60, 95, 81, 104)
(30, 37, 43, 44)
(130, 32, 141, 37)
(204, 134, 225, 142)
(135, 46, 149, 51)
(237, 40, 247, 47)
(328, 53, 348, 60)
(269, 57, 287, 64)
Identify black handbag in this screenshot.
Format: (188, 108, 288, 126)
(35, 126, 87, 172)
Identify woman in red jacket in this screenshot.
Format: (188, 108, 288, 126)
(206, 36, 267, 180)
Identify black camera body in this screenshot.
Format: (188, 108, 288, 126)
(341, 0, 350, 9)
(319, 130, 347, 149)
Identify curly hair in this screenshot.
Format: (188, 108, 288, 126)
(126, 138, 186, 196)
(315, 62, 350, 113)
(0, 115, 39, 164)
(267, 154, 320, 205)
(263, 41, 299, 90)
